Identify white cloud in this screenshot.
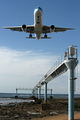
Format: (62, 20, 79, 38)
(0, 47, 56, 93)
(0, 46, 80, 94)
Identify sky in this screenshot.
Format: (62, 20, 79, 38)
(0, 0, 80, 94)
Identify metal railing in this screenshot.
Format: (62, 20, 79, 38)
(33, 45, 78, 90)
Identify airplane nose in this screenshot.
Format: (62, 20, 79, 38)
(36, 9, 42, 15)
(34, 7, 43, 13)
(34, 7, 42, 16)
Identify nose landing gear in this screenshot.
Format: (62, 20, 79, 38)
(44, 34, 47, 38)
(29, 34, 32, 38)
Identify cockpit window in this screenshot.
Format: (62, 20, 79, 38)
(34, 7, 43, 13)
(38, 7, 43, 12)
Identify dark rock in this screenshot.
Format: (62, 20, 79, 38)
(15, 95, 18, 98)
(50, 96, 53, 99)
(42, 103, 50, 110)
(29, 117, 31, 119)
(30, 96, 36, 101)
(31, 101, 36, 105)
(36, 99, 42, 104)
(40, 115, 43, 118)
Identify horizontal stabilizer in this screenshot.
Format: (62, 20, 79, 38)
(26, 37, 51, 39)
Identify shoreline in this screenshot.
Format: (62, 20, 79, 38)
(0, 98, 80, 120)
(0, 97, 35, 106)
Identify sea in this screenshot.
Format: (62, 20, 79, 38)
(0, 93, 80, 106)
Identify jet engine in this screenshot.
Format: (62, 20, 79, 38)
(21, 24, 27, 31)
(50, 25, 55, 32)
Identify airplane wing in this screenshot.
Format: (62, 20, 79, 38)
(2, 25, 34, 33)
(54, 27, 75, 32)
(42, 26, 50, 33)
(42, 25, 75, 33)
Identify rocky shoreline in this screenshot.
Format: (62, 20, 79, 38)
(0, 97, 80, 120)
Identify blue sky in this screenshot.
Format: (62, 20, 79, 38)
(0, 0, 80, 94)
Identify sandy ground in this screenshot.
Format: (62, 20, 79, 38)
(32, 112, 80, 120)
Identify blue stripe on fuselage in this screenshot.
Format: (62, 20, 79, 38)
(34, 7, 43, 13)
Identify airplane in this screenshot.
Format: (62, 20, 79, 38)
(2, 7, 75, 40)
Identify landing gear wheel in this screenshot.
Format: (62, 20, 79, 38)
(29, 34, 32, 38)
(44, 34, 47, 38)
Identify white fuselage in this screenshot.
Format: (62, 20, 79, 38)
(34, 8, 42, 40)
